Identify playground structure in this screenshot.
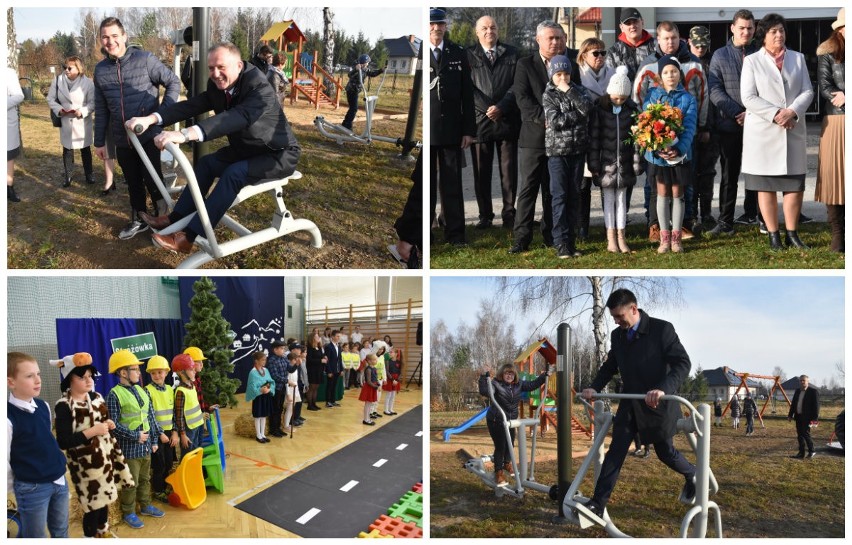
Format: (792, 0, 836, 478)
(259, 21, 341, 110)
(721, 368, 792, 428)
(127, 127, 322, 269)
(461, 323, 723, 538)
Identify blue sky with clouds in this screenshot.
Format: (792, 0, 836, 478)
(431, 276, 845, 386)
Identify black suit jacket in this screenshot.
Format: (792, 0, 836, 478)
(323, 342, 343, 375)
(430, 39, 476, 147)
(157, 61, 299, 183)
(589, 309, 691, 443)
(467, 41, 520, 142)
(788, 387, 820, 421)
(513, 48, 580, 149)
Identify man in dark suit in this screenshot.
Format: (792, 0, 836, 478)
(323, 330, 343, 408)
(788, 375, 820, 458)
(510, 21, 579, 253)
(579, 288, 695, 521)
(127, 42, 301, 254)
(467, 15, 520, 230)
(430, 7, 476, 246)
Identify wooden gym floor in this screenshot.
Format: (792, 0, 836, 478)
(58, 385, 423, 538)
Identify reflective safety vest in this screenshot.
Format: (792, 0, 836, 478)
(112, 384, 151, 432)
(177, 384, 204, 430)
(145, 384, 175, 431)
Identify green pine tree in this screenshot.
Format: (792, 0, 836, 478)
(183, 277, 240, 407)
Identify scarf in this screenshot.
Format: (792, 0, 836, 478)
(579, 64, 614, 99)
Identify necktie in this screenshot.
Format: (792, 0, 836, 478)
(225, 91, 232, 109)
(434, 48, 441, 64)
(486, 49, 495, 65)
(627, 328, 636, 341)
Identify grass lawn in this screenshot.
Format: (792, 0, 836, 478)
(8, 99, 419, 269)
(430, 404, 845, 538)
(430, 223, 845, 269)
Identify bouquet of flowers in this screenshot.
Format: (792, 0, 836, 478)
(627, 102, 684, 162)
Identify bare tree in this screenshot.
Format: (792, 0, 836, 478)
(8, 8, 18, 70)
(322, 8, 335, 71)
(835, 361, 844, 381)
(771, 366, 787, 382)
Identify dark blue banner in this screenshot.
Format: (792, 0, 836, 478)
(178, 277, 285, 392)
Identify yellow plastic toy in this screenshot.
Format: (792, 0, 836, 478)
(165, 447, 207, 509)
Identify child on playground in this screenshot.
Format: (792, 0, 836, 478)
(382, 347, 403, 416)
(172, 354, 206, 459)
(642, 55, 697, 253)
(7, 352, 70, 538)
(145, 355, 178, 502)
(105, 350, 165, 529)
(359, 354, 380, 426)
(342, 54, 384, 130)
(55, 353, 134, 538)
(730, 394, 741, 429)
(246, 351, 276, 443)
(588, 65, 643, 253)
(478, 362, 552, 486)
(743, 392, 758, 436)
(714, 398, 723, 427)
(283, 351, 303, 433)
(542, 54, 594, 259)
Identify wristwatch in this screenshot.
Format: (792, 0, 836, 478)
(180, 127, 193, 142)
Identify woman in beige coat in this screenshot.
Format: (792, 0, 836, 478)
(740, 13, 814, 251)
(47, 56, 95, 188)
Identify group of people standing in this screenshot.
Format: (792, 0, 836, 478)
(428, 7, 845, 255)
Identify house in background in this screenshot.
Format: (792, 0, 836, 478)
(701, 366, 761, 402)
(383, 35, 421, 75)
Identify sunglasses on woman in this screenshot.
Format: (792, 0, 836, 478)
(589, 50, 607, 58)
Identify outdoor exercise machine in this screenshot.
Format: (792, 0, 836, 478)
(127, 127, 322, 269)
(463, 323, 724, 538)
(314, 61, 422, 156)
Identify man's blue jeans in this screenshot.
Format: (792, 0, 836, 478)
(13, 479, 69, 538)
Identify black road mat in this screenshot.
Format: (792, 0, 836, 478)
(235, 405, 423, 537)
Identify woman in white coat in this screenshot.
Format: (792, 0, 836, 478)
(740, 13, 814, 251)
(47, 56, 95, 188)
(7, 67, 24, 202)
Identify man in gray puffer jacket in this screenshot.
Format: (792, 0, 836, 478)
(94, 17, 181, 240)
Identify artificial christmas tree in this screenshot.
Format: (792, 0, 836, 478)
(183, 277, 241, 407)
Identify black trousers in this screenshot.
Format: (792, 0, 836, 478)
(717, 130, 758, 225)
(430, 145, 466, 243)
(115, 139, 167, 213)
(325, 373, 339, 404)
(794, 415, 815, 454)
(470, 139, 518, 223)
(592, 411, 695, 508)
(486, 416, 515, 469)
(342, 87, 360, 129)
(62, 146, 93, 181)
(692, 134, 720, 221)
(82, 506, 109, 537)
(270, 385, 286, 433)
(394, 152, 422, 248)
(150, 435, 175, 493)
(512, 146, 552, 248)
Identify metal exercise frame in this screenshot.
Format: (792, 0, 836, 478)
(127, 128, 322, 269)
(567, 393, 723, 538)
(314, 67, 420, 148)
(463, 373, 554, 499)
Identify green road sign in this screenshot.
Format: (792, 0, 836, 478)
(110, 332, 158, 361)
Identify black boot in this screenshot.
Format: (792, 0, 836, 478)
(784, 230, 808, 250)
(7, 185, 20, 203)
(827, 205, 845, 253)
(62, 177, 72, 188)
(768, 231, 784, 251)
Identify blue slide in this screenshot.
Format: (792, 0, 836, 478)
(443, 408, 489, 442)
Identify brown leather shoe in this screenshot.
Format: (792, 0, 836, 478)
(139, 211, 172, 230)
(152, 231, 193, 254)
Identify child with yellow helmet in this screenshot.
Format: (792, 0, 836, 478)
(183, 346, 218, 419)
(105, 350, 165, 529)
(145, 355, 176, 503)
(171, 354, 205, 459)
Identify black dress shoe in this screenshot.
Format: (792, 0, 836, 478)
(791, 452, 805, 459)
(474, 219, 493, 229)
(785, 230, 808, 249)
(85, 175, 96, 185)
(768, 231, 784, 251)
(101, 182, 117, 196)
(7, 186, 21, 202)
(508, 244, 527, 254)
(62, 178, 72, 188)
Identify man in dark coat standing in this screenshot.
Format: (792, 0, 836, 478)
(788, 375, 820, 458)
(127, 42, 301, 254)
(430, 7, 476, 246)
(579, 288, 695, 521)
(467, 15, 520, 230)
(509, 20, 580, 254)
(323, 331, 344, 408)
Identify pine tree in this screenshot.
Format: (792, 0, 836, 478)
(183, 277, 240, 407)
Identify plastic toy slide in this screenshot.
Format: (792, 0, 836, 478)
(443, 408, 488, 442)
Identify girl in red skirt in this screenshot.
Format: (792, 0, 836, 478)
(359, 354, 379, 426)
(382, 348, 403, 416)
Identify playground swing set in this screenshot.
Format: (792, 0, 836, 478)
(452, 324, 724, 538)
(720, 370, 792, 430)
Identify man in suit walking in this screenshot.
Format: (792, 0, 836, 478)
(788, 375, 820, 458)
(126, 42, 300, 254)
(509, 20, 579, 254)
(324, 330, 344, 408)
(429, 7, 475, 246)
(578, 288, 695, 522)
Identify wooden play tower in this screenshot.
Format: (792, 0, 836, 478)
(258, 20, 341, 110)
(514, 337, 592, 438)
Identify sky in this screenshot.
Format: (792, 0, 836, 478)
(431, 276, 845, 387)
(12, 6, 422, 45)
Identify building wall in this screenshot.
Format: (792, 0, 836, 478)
(387, 56, 416, 75)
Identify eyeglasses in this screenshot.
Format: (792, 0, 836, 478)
(589, 50, 607, 58)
